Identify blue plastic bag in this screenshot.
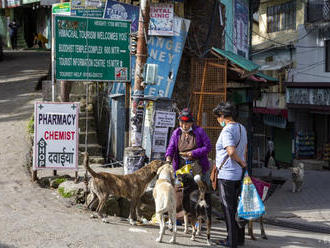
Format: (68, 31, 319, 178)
(237, 172, 265, 220)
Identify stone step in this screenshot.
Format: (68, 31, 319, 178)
(79, 143, 102, 156)
(78, 154, 104, 165)
(79, 131, 98, 144)
(79, 116, 96, 131)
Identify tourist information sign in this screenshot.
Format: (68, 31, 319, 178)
(55, 15, 131, 81)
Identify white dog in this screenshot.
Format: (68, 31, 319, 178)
(153, 163, 177, 243)
(292, 162, 304, 192)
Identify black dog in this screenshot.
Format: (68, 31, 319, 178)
(177, 173, 212, 245)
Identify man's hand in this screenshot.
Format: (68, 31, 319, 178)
(166, 156, 172, 162)
(180, 152, 193, 159)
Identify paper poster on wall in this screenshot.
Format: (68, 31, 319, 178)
(153, 127, 169, 153)
(155, 111, 176, 127)
(149, 3, 174, 36)
(33, 102, 79, 170)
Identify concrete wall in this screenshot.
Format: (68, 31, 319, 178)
(289, 24, 330, 83)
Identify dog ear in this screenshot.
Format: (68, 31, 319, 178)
(157, 165, 164, 175)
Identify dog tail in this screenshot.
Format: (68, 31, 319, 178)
(83, 152, 104, 179)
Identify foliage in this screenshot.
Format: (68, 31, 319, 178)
(58, 187, 74, 198)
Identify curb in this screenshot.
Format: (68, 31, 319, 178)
(264, 217, 330, 234)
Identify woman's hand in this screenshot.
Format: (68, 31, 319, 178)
(180, 152, 193, 159)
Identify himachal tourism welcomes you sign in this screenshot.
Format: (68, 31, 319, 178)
(33, 102, 79, 170)
(55, 15, 131, 81)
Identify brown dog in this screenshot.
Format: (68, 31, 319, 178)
(84, 152, 164, 224)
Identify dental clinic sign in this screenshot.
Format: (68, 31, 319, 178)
(33, 102, 79, 170)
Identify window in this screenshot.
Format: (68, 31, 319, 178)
(325, 40, 330, 72)
(267, 1, 296, 33)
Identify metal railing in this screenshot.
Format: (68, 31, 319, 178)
(307, 0, 330, 23)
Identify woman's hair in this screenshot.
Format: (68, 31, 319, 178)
(213, 102, 236, 118)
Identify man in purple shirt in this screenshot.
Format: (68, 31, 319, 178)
(165, 108, 211, 178)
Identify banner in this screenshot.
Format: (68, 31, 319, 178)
(33, 102, 79, 170)
(6, 0, 20, 8)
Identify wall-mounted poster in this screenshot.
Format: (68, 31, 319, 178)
(149, 3, 174, 36)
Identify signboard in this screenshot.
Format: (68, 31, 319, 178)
(111, 16, 190, 97)
(22, 0, 38, 4)
(286, 88, 330, 106)
(52, 2, 71, 15)
(33, 102, 79, 170)
(55, 15, 131, 81)
(71, 0, 106, 18)
(155, 110, 176, 127)
(103, 0, 139, 32)
(7, 0, 20, 8)
(149, 3, 174, 36)
(41, 0, 60, 6)
(233, 0, 249, 58)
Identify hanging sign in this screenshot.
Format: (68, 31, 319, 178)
(33, 102, 79, 170)
(55, 15, 131, 81)
(111, 16, 190, 97)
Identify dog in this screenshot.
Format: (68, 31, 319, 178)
(153, 163, 177, 243)
(292, 162, 304, 193)
(83, 152, 164, 224)
(177, 173, 212, 245)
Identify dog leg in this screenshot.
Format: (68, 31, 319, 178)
(248, 220, 256, 240)
(169, 212, 176, 244)
(206, 218, 211, 246)
(129, 200, 137, 225)
(190, 220, 196, 241)
(292, 182, 296, 193)
(184, 213, 189, 234)
(260, 216, 267, 239)
(196, 217, 202, 236)
(135, 198, 142, 223)
(156, 214, 165, 243)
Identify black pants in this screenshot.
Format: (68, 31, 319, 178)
(218, 179, 245, 248)
(10, 34, 17, 49)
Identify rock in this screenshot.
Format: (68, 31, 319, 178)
(49, 175, 72, 189)
(58, 181, 85, 199)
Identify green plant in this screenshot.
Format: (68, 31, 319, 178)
(27, 114, 34, 134)
(58, 187, 74, 198)
(54, 178, 66, 185)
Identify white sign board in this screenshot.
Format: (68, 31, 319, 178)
(155, 110, 176, 127)
(153, 127, 168, 153)
(149, 3, 174, 36)
(33, 102, 79, 170)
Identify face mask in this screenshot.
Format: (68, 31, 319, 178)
(180, 127, 192, 133)
(220, 121, 226, 127)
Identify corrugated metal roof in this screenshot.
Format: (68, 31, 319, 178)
(212, 47, 260, 72)
(256, 72, 278, 82)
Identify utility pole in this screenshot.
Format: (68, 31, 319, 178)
(130, 0, 150, 146)
(60, 0, 71, 102)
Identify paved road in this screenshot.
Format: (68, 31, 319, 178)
(0, 51, 329, 248)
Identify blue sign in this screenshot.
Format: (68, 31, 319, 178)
(112, 17, 190, 98)
(103, 0, 139, 32)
